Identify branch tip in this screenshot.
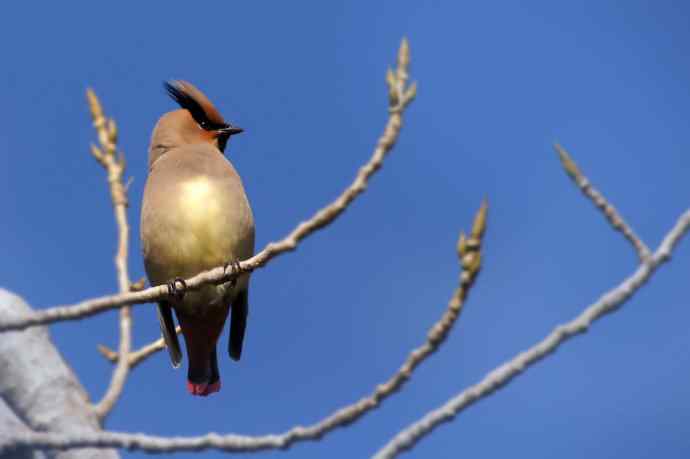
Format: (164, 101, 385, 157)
(397, 37, 410, 73)
(86, 88, 103, 122)
(554, 143, 651, 261)
(471, 200, 488, 240)
(97, 344, 118, 362)
(554, 143, 581, 180)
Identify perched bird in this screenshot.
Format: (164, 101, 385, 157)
(141, 81, 254, 396)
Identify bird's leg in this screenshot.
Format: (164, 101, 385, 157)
(223, 259, 242, 289)
(167, 277, 187, 300)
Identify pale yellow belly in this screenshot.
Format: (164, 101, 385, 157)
(174, 177, 232, 271)
(142, 176, 251, 313)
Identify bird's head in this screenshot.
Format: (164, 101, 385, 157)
(149, 80, 243, 167)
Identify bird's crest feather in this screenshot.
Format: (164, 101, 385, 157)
(164, 80, 227, 130)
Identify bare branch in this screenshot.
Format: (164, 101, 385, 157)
(372, 208, 690, 459)
(86, 197, 482, 447)
(0, 39, 440, 457)
(98, 278, 177, 368)
(0, 200, 486, 455)
(0, 288, 165, 333)
(105, 181, 481, 374)
(93, 305, 131, 422)
(98, 325, 180, 369)
(0, 38, 417, 334)
(85, 89, 134, 422)
(554, 143, 651, 261)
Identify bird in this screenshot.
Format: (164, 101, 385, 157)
(141, 80, 254, 396)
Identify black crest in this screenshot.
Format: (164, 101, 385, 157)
(164, 81, 227, 131)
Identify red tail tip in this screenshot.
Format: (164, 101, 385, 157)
(187, 380, 221, 396)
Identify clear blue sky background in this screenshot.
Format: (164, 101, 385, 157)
(1, 2, 689, 458)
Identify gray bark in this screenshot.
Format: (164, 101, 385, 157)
(0, 289, 118, 459)
(0, 399, 46, 459)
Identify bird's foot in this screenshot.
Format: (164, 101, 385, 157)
(224, 259, 242, 289)
(167, 277, 187, 301)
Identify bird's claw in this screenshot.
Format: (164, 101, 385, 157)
(167, 277, 187, 300)
(224, 260, 242, 289)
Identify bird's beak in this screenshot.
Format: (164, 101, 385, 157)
(219, 126, 244, 136)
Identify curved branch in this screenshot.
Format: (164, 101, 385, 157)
(372, 208, 690, 459)
(0, 198, 484, 455)
(0, 39, 417, 334)
(98, 325, 180, 369)
(0, 39, 426, 457)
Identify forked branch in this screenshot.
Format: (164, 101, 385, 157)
(85, 89, 133, 422)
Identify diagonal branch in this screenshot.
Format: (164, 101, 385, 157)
(0, 199, 487, 456)
(0, 38, 417, 334)
(371, 208, 690, 459)
(554, 143, 651, 261)
(85, 89, 133, 422)
(100, 201, 483, 371)
(97, 325, 180, 369)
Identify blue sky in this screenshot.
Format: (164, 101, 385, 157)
(1, 1, 690, 458)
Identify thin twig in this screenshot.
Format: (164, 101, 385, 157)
(0, 197, 488, 457)
(554, 143, 651, 261)
(0, 38, 417, 334)
(85, 89, 133, 422)
(98, 326, 180, 369)
(371, 208, 690, 459)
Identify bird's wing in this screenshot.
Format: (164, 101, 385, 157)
(156, 302, 182, 367)
(228, 289, 249, 361)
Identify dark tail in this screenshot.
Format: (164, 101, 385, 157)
(185, 348, 220, 396)
(229, 290, 249, 361)
(177, 308, 227, 397)
(156, 302, 182, 367)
